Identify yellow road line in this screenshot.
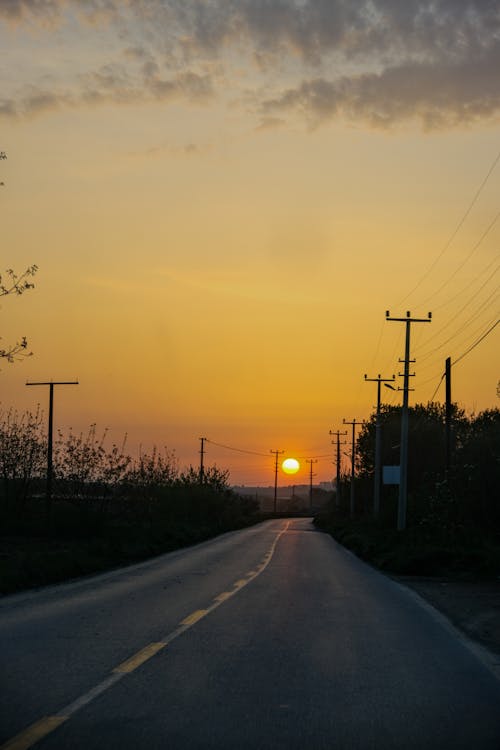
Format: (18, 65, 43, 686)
(1, 716, 67, 750)
(1, 521, 291, 750)
(180, 609, 209, 626)
(113, 642, 166, 674)
(213, 591, 232, 603)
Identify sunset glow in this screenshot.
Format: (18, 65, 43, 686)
(1, 2, 498, 487)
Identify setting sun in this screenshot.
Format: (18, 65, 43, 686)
(282, 458, 300, 475)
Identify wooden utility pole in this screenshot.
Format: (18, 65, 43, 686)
(270, 449, 284, 514)
(343, 419, 364, 519)
(445, 357, 452, 477)
(329, 429, 347, 507)
(306, 459, 318, 513)
(364, 373, 395, 518)
(26, 380, 78, 520)
(199, 437, 207, 484)
(385, 311, 432, 530)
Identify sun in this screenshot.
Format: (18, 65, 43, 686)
(282, 457, 300, 475)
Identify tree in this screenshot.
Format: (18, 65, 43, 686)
(0, 407, 46, 511)
(0, 266, 38, 362)
(356, 402, 499, 532)
(357, 402, 468, 491)
(455, 408, 500, 527)
(1, 152, 38, 362)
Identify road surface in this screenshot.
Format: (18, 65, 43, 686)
(1, 518, 500, 749)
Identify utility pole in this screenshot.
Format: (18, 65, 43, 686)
(343, 419, 364, 519)
(26, 380, 78, 521)
(364, 373, 395, 518)
(329, 429, 347, 507)
(306, 459, 318, 513)
(445, 356, 452, 477)
(270, 449, 284, 514)
(386, 310, 432, 530)
(199, 437, 206, 484)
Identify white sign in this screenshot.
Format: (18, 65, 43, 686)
(383, 466, 400, 485)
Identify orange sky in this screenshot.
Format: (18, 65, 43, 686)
(1, 1, 499, 486)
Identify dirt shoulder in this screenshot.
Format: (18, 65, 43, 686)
(395, 577, 500, 656)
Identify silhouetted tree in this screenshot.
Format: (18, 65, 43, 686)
(357, 402, 468, 493)
(0, 265, 38, 363)
(454, 408, 500, 527)
(356, 402, 499, 531)
(1, 153, 38, 362)
(0, 408, 46, 510)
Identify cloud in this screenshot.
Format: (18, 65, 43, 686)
(255, 116, 287, 132)
(0, 0, 62, 24)
(0, 0, 130, 26)
(2, 1, 500, 128)
(130, 141, 213, 159)
(0, 63, 214, 119)
(261, 45, 500, 129)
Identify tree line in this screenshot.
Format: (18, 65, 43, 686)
(318, 402, 500, 576)
(353, 402, 500, 532)
(0, 408, 258, 543)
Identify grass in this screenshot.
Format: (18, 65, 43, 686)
(314, 510, 500, 580)
(0, 493, 262, 595)
(0, 532, 189, 595)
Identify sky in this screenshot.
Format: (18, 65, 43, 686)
(1, 0, 499, 487)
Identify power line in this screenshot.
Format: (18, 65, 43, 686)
(432, 255, 499, 313)
(397, 147, 500, 306)
(419, 318, 499, 401)
(298, 453, 333, 460)
(205, 438, 332, 461)
(416, 287, 499, 360)
(418, 207, 500, 307)
(417, 299, 499, 364)
(452, 318, 499, 366)
(205, 439, 269, 458)
(427, 372, 446, 402)
(417, 310, 499, 371)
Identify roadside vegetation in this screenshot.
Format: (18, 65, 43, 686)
(315, 403, 500, 579)
(0, 414, 259, 594)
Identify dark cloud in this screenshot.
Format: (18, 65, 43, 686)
(262, 45, 500, 129)
(161, 1, 500, 66)
(0, 0, 61, 23)
(1, 0, 499, 128)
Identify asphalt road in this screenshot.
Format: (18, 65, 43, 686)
(1, 518, 500, 750)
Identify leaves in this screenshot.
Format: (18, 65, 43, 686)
(1, 265, 38, 363)
(0, 265, 38, 298)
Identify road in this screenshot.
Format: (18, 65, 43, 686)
(1, 518, 500, 749)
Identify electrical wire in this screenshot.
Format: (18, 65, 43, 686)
(205, 439, 269, 457)
(396, 147, 500, 306)
(418, 207, 500, 306)
(415, 314, 498, 379)
(417, 300, 499, 364)
(428, 375, 445, 402)
(416, 286, 499, 359)
(432, 255, 499, 313)
(416, 318, 498, 403)
(452, 318, 499, 366)
(206, 438, 333, 462)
